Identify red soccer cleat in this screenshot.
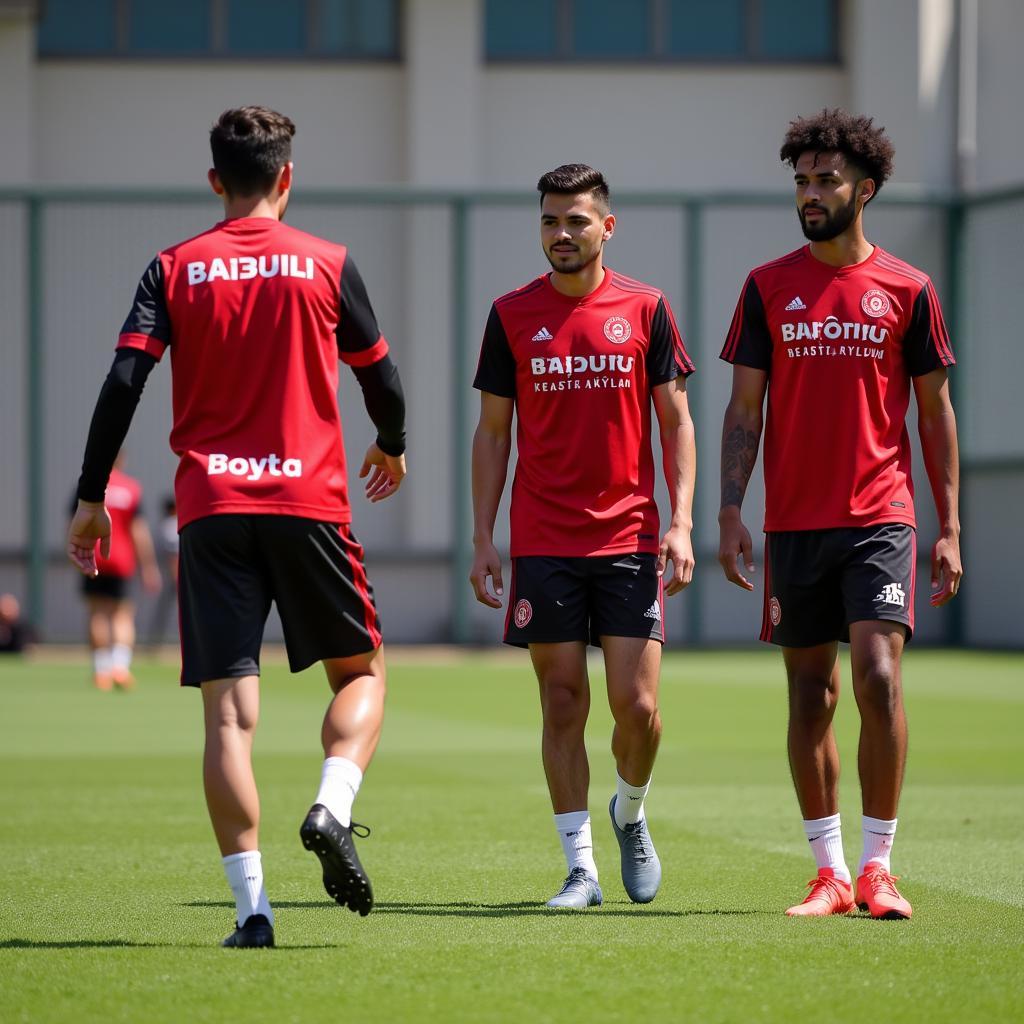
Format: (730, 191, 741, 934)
(93, 672, 113, 692)
(111, 668, 135, 691)
(856, 863, 913, 919)
(785, 867, 856, 916)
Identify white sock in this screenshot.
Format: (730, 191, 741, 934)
(613, 773, 651, 828)
(222, 850, 273, 926)
(859, 816, 898, 875)
(802, 813, 851, 883)
(111, 644, 132, 672)
(315, 756, 363, 828)
(553, 810, 598, 881)
(93, 648, 113, 675)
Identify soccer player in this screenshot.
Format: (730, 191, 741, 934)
(718, 110, 962, 919)
(76, 453, 161, 689)
(66, 107, 407, 948)
(471, 164, 696, 909)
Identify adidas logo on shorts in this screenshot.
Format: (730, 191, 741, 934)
(643, 601, 662, 622)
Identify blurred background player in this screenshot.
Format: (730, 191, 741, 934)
(66, 107, 407, 949)
(77, 453, 160, 689)
(718, 109, 962, 920)
(471, 164, 696, 909)
(0, 593, 36, 654)
(147, 495, 179, 647)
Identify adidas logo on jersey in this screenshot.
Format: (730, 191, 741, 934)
(532, 326, 554, 342)
(643, 601, 662, 622)
(785, 296, 807, 311)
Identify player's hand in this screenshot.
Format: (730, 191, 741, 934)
(67, 500, 112, 577)
(657, 525, 695, 596)
(930, 531, 962, 606)
(470, 540, 504, 609)
(359, 443, 406, 503)
(718, 512, 755, 591)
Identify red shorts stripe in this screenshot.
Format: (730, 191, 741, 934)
(339, 525, 382, 648)
(760, 535, 773, 642)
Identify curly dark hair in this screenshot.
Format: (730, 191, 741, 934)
(780, 109, 894, 197)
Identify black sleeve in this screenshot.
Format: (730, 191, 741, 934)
(351, 354, 406, 457)
(76, 349, 158, 502)
(903, 282, 956, 377)
(472, 305, 517, 398)
(720, 275, 772, 371)
(120, 257, 171, 352)
(337, 256, 387, 365)
(646, 297, 696, 386)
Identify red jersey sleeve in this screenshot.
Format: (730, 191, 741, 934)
(720, 275, 772, 370)
(903, 281, 956, 376)
(337, 256, 389, 367)
(117, 257, 171, 360)
(473, 304, 517, 398)
(646, 296, 695, 385)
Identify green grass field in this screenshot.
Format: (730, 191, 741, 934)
(0, 648, 1020, 1023)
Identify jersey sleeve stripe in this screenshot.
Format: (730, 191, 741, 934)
(340, 335, 389, 367)
(924, 283, 956, 365)
(721, 277, 751, 361)
(117, 331, 167, 359)
(662, 299, 696, 373)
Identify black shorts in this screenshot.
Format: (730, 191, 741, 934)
(178, 515, 382, 687)
(81, 574, 129, 600)
(504, 553, 665, 649)
(762, 524, 916, 647)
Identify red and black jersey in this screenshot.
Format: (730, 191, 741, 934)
(97, 468, 142, 578)
(474, 269, 694, 558)
(721, 245, 955, 532)
(117, 217, 389, 530)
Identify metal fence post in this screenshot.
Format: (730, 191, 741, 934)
(945, 196, 967, 647)
(684, 199, 704, 645)
(26, 196, 45, 632)
(451, 197, 472, 643)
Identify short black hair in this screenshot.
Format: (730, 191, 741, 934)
(780, 108, 894, 198)
(210, 106, 296, 197)
(536, 164, 611, 212)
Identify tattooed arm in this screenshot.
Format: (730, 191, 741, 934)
(718, 365, 768, 591)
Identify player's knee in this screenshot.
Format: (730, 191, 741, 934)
(856, 663, 901, 719)
(787, 674, 837, 723)
(540, 682, 587, 731)
(611, 695, 660, 738)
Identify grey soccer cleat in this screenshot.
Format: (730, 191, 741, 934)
(545, 866, 603, 909)
(609, 796, 662, 903)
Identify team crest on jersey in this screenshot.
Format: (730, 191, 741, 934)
(769, 597, 782, 626)
(603, 316, 632, 344)
(861, 289, 891, 318)
(513, 599, 533, 629)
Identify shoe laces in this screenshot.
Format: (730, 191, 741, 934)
(623, 821, 652, 862)
(558, 867, 593, 894)
(865, 868, 901, 897)
(803, 874, 848, 903)
(350, 821, 371, 839)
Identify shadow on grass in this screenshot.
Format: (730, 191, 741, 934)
(0, 937, 336, 950)
(183, 899, 766, 918)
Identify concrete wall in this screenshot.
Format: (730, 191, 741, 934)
(0, 0, 1021, 646)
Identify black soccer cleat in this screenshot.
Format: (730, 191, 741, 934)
(221, 913, 275, 949)
(299, 803, 374, 916)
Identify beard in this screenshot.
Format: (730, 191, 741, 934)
(799, 194, 858, 241)
(543, 243, 601, 275)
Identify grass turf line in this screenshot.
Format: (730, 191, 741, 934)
(0, 650, 1020, 1023)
